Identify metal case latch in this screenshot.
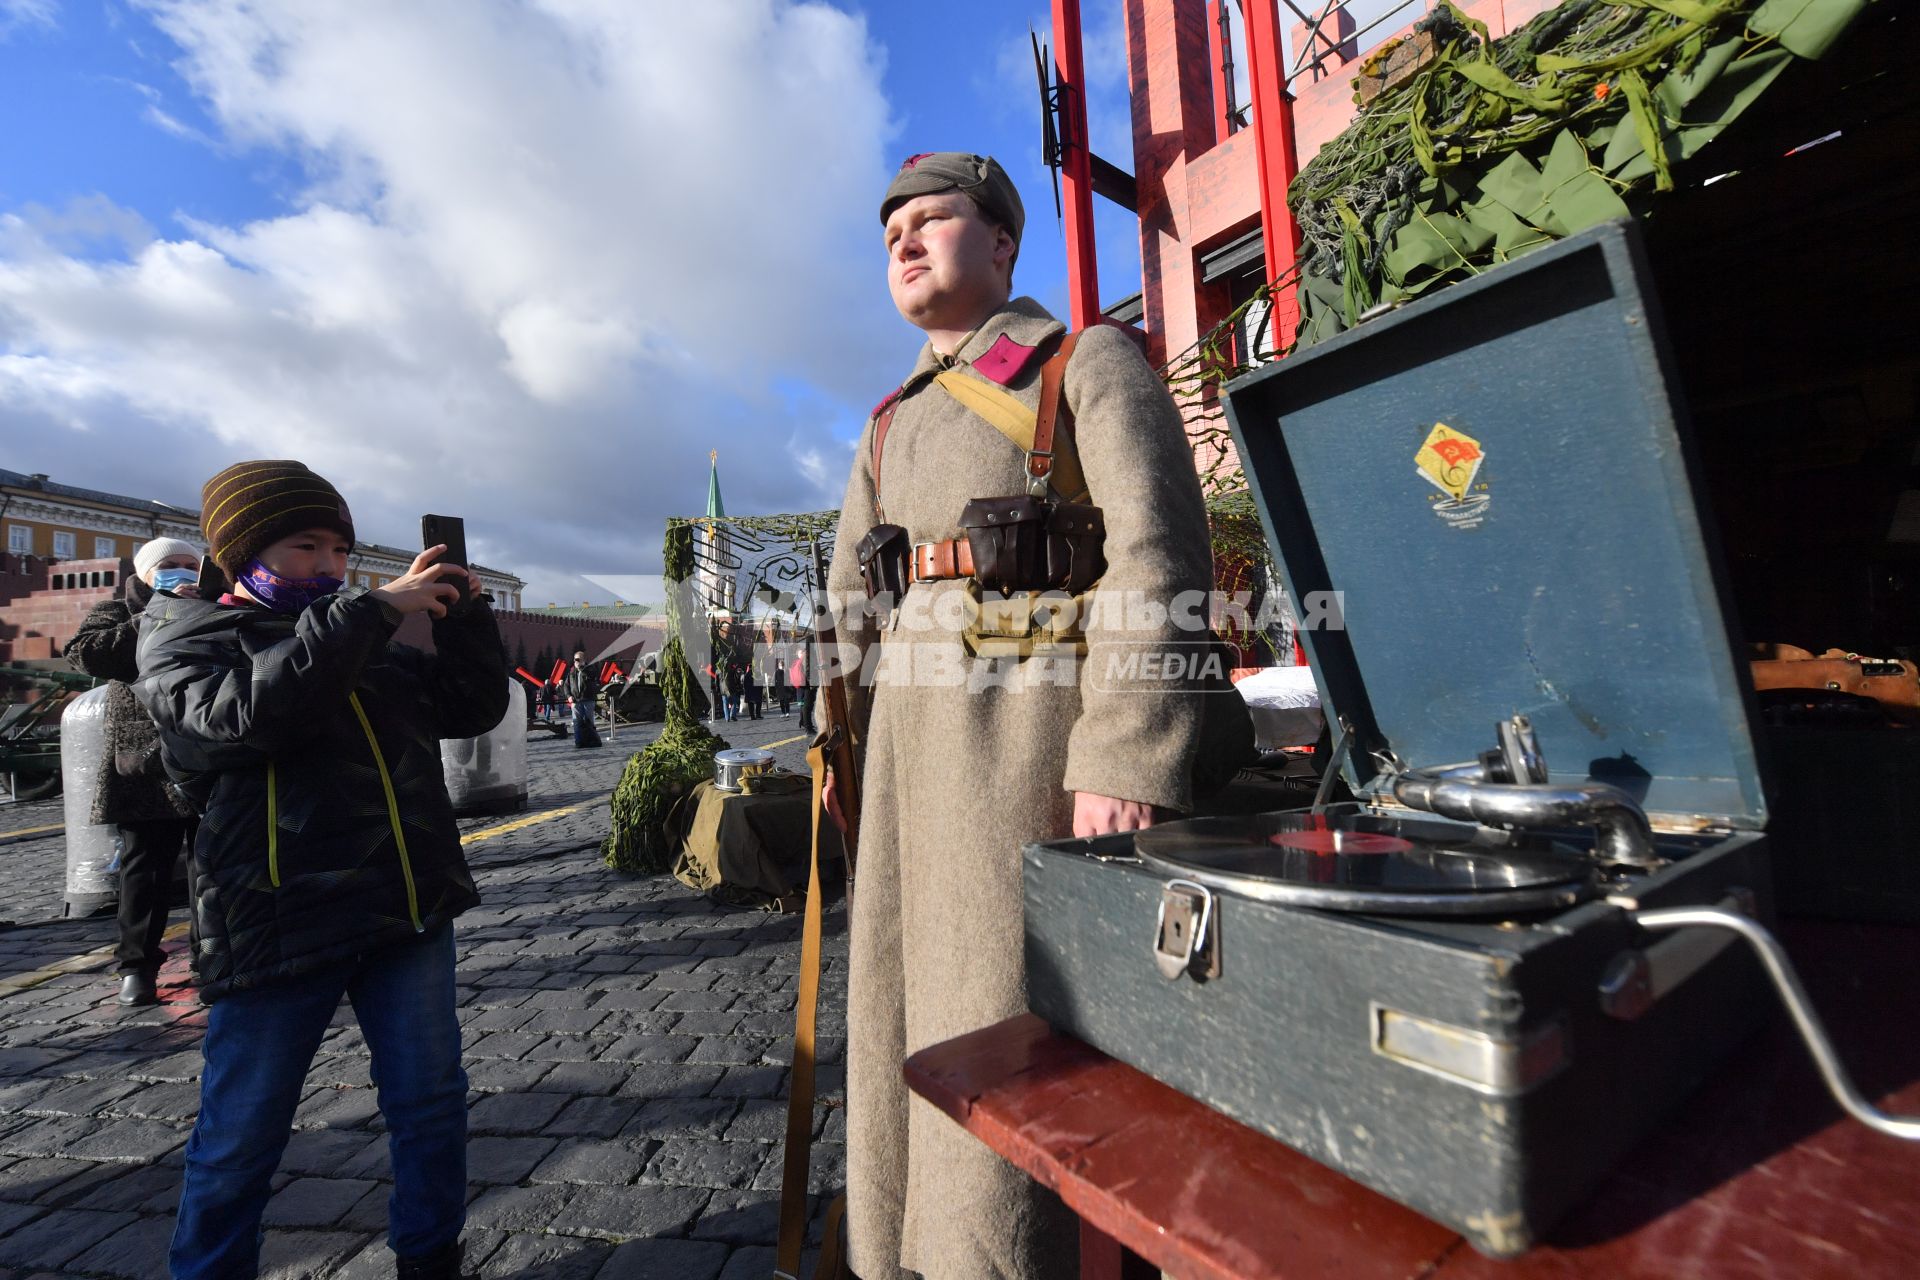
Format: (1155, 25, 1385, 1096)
(1153, 879, 1219, 981)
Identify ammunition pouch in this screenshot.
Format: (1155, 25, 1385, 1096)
(960, 582, 1093, 659)
(959, 496, 1106, 596)
(856, 523, 910, 600)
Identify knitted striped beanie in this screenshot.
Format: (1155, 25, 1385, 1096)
(199, 460, 355, 576)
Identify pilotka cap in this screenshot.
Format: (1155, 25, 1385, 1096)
(880, 152, 1025, 248)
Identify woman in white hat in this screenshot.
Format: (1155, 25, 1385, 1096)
(63, 536, 204, 1005)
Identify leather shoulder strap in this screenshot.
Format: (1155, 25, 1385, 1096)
(1032, 331, 1087, 503)
(870, 394, 903, 523)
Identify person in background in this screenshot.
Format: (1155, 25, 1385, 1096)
(136, 459, 504, 1280)
(793, 648, 814, 733)
(724, 661, 745, 722)
(64, 536, 206, 1006)
(773, 650, 792, 717)
(742, 652, 765, 721)
(565, 649, 602, 748)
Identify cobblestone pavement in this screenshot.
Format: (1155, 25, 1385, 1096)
(0, 705, 846, 1278)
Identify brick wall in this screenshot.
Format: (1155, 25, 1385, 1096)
(435, 609, 668, 669)
(0, 558, 128, 664)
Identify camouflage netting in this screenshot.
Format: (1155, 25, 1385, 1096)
(1291, 0, 1876, 345)
(601, 512, 837, 874)
(1154, 0, 1875, 563)
(602, 521, 729, 873)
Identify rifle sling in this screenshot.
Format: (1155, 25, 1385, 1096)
(775, 740, 845, 1278)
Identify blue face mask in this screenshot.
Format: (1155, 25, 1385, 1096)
(151, 567, 198, 594)
(238, 561, 344, 613)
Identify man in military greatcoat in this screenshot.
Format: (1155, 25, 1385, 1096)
(822, 152, 1214, 1279)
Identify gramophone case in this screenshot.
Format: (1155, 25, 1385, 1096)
(1023, 224, 1776, 1256)
(1023, 825, 1768, 1257)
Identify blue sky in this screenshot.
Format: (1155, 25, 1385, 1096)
(0, 2, 286, 229)
(0, 0, 1154, 604)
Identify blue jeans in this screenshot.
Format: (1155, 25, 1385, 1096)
(171, 924, 468, 1279)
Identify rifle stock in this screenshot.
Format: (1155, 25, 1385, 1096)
(816, 620, 862, 868)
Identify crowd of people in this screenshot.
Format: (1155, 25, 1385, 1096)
(708, 646, 810, 723)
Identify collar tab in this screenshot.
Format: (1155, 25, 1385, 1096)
(970, 334, 1042, 386)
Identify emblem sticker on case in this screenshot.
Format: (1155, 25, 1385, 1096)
(1416, 423, 1490, 528)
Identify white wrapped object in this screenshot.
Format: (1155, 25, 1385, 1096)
(442, 679, 528, 816)
(1233, 665, 1325, 749)
(60, 685, 124, 915)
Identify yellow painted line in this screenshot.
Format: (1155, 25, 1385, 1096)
(0, 807, 598, 998)
(760, 735, 809, 749)
(0, 823, 64, 842)
(461, 804, 586, 846)
(0, 921, 191, 996)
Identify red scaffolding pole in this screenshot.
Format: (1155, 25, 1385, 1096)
(1051, 0, 1101, 330)
(1242, 0, 1304, 327)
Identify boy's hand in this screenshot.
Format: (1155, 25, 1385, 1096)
(370, 546, 471, 618)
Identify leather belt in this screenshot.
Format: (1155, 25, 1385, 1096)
(912, 538, 974, 582)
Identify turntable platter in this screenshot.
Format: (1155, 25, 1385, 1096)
(1133, 811, 1595, 916)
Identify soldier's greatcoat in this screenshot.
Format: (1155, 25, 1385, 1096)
(828, 297, 1212, 1279)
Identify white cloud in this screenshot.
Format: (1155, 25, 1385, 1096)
(0, 0, 57, 37)
(0, 0, 907, 605)
(142, 102, 215, 145)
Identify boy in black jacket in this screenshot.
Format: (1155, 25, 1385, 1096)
(136, 461, 506, 1280)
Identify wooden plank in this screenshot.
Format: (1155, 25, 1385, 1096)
(1079, 1220, 1157, 1280)
(907, 919, 1920, 1278)
(1354, 30, 1438, 107)
(906, 1014, 1458, 1280)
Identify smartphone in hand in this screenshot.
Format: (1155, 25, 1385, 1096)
(420, 514, 471, 613)
(195, 554, 228, 600)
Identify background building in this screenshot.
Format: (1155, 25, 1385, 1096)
(1066, 1, 1557, 366)
(1, 469, 201, 565)
(0, 468, 527, 664)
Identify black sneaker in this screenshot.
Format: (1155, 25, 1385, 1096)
(395, 1240, 477, 1280)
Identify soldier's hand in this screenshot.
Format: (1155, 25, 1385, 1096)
(822, 768, 848, 834)
(1072, 792, 1158, 838)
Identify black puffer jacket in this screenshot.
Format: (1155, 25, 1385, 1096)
(62, 580, 195, 825)
(134, 588, 508, 1001)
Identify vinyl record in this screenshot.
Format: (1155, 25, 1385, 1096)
(1133, 810, 1594, 916)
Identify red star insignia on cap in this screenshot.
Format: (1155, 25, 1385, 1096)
(899, 153, 934, 171)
